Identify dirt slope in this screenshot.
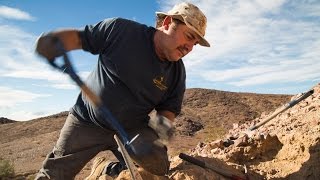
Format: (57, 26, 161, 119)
(0, 112, 68, 178)
(0, 88, 291, 179)
(162, 83, 319, 180)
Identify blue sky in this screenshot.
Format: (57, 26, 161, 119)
(0, 0, 319, 121)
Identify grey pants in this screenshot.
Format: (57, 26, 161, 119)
(35, 113, 169, 180)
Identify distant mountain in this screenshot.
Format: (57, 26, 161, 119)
(0, 117, 16, 124)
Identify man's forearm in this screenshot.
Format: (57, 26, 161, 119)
(49, 29, 82, 51)
(157, 110, 176, 122)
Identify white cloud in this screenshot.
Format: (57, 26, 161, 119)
(2, 110, 42, 121)
(0, 6, 35, 21)
(0, 109, 60, 121)
(0, 86, 50, 108)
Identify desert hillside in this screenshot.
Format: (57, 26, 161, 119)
(124, 84, 319, 180)
(0, 88, 292, 179)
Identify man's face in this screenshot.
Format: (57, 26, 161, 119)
(161, 18, 200, 61)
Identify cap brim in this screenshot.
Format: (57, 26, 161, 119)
(156, 12, 210, 47)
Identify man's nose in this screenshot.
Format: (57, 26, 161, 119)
(184, 43, 194, 53)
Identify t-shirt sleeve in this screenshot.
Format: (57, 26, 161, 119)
(78, 17, 120, 54)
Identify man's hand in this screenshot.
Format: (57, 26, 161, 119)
(35, 33, 64, 61)
(148, 114, 174, 142)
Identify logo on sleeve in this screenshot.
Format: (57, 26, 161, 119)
(153, 76, 168, 91)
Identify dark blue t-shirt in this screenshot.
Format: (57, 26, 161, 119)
(70, 18, 186, 130)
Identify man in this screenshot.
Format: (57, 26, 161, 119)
(35, 2, 210, 179)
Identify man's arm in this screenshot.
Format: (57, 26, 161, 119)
(49, 29, 82, 51)
(157, 110, 176, 122)
(36, 29, 82, 60)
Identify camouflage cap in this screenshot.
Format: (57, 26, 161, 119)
(156, 2, 210, 47)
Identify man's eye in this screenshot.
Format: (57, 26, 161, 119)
(185, 35, 193, 41)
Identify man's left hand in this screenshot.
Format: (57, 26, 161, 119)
(148, 115, 174, 142)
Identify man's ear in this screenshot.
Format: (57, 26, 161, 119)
(162, 16, 173, 30)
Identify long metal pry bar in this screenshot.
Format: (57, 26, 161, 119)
(249, 89, 314, 131)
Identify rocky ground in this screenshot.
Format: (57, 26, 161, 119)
(118, 84, 319, 180)
(2, 86, 313, 179)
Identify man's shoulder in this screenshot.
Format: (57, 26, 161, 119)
(101, 17, 148, 29)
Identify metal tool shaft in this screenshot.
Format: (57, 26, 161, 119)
(249, 89, 314, 131)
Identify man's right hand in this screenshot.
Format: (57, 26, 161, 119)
(35, 33, 64, 61)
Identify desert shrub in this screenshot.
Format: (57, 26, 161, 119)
(0, 157, 15, 178)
